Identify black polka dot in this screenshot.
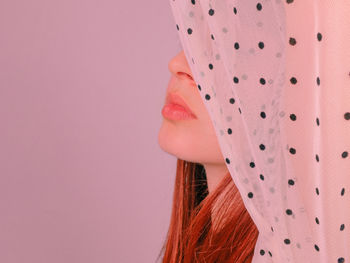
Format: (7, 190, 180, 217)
(341, 188, 345, 196)
(211, 34, 215, 40)
(316, 187, 320, 195)
(340, 224, 345, 231)
(289, 37, 297, 46)
(248, 192, 254, 198)
(342, 151, 348, 158)
(284, 239, 291, 245)
(290, 114, 297, 121)
(259, 144, 265, 150)
(315, 217, 320, 224)
(288, 179, 295, 186)
(316, 76, 320, 86)
(209, 63, 213, 70)
(205, 94, 211, 100)
(233, 76, 239, 83)
(227, 128, 232, 134)
(256, 3, 262, 11)
(316, 154, 319, 162)
(338, 258, 345, 263)
(268, 251, 272, 257)
(286, 209, 293, 215)
(260, 174, 264, 181)
(290, 77, 297, 84)
(289, 147, 296, 154)
(344, 112, 350, 120)
(260, 78, 266, 85)
(317, 32, 322, 41)
(187, 28, 193, 35)
(286, 0, 294, 3)
(258, 42, 264, 49)
(260, 112, 266, 119)
(208, 9, 215, 16)
(238, 108, 242, 114)
(316, 117, 320, 126)
(176, 24, 179, 31)
(229, 98, 235, 104)
(225, 158, 230, 164)
(234, 42, 240, 49)
(191, 0, 195, 4)
(260, 249, 265, 256)
(314, 244, 320, 251)
(250, 162, 255, 168)
(197, 84, 201, 91)
(233, 7, 237, 14)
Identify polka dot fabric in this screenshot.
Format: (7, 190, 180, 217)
(169, 0, 350, 262)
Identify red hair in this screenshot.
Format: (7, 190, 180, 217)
(157, 159, 259, 262)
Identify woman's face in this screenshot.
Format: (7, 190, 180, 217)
(158, 50, 225, 166)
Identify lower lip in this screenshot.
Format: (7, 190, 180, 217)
(161, 103, 196, 120)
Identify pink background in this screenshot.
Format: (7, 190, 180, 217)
(0, 1, 179, 262)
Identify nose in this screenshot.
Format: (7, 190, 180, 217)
(168, 50, 194, 82)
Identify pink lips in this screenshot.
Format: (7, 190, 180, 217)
(161, 92, 197, 120)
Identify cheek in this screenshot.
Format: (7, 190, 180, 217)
(158, 119, 225, 164)
(192, 119, 225, 164)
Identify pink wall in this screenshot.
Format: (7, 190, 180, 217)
(0, 1, 179, 262)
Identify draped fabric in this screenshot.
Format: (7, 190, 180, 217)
(168, 0, 350, 262)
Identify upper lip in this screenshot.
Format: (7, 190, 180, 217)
(165, 92, 197, 118)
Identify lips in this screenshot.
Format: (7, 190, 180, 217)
(164, 92, 197, 118)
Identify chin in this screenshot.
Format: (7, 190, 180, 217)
(158, 120, 199, 163)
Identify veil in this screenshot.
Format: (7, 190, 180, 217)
(168, 0, 350, 262)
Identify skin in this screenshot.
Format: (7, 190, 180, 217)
(158, 50, 229, 193)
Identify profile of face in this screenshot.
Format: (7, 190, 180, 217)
(158, 50, 226, 168)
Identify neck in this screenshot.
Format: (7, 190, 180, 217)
(202, 163, 229, 193)
(202, 163, 230, 231)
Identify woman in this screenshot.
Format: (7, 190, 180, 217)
(156, 0, 350, 262)
(157, 50, 258, 263)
